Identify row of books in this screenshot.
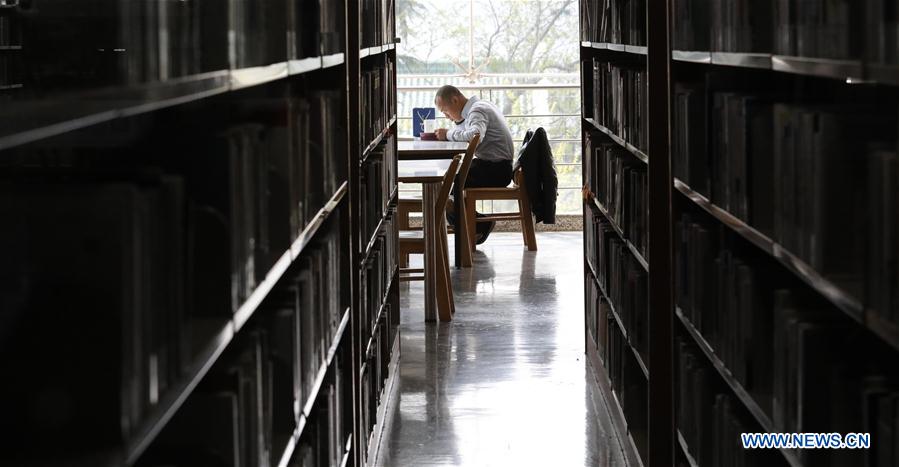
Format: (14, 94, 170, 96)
(675, 213, 896, 466)
(862, 377, 899, 467)
(0, 96, 348, 462)
(580, 0, 646, 46)
(587, 59, 648, 154)
(360, 140, 397, 247)
(669, 0, 854, 59)
(142, 291, 350, 467)
(0, 6, 18, 91)
(867, 148, 899, 325)
(361, 0, 397, 48)
(0, 176, 197, 459)
(602, 297, 649, 461)
(675, 214, 774, 413)
(770, 289, 881, 467)
(585, 137, 648, 257)
(224, 92, 345, 312)
(360, 296, 396, 465)
(866, 0, 899, 65)
(708, 92, 772, 234)
(673, 0, 774, 53)
(771, 104, 878, 298)
(677, 340, 780, 467)
(0, 0, 343, 97)
(774, 0, 857, 60)
(673, 88, 896, 304)
(586, 205, 648, 360)
(362, 59, 396, 151)
(362, 213, 398, 344)
(675, 88, 760, 229)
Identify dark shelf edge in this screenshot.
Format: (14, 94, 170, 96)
(589, 196, 649, 272)
(361, 186, 399, 263)
(276, 306, 351, 467)
(581, 41, 647, 56)
(235, 181, 349, 330)
(360, 42, 397, 59)
(127, 180, 348, 463)
(361, 115, 398, 161)
(365, 266, 399, 357)
(675, 308, 803, 467)
(0, 56, 344, 153)
(677, 430, 700, 467)
(300, 307, 351, 419)
(322, 53, 346, 69)
(583, 117, 649, 164)
(672, 178, 865, 323)
(125, 320, 234, 465)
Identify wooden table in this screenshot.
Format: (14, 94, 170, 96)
(398, 159, 456, 322)
(398, 140, 470, 268)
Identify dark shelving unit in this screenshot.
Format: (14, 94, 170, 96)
(583, 1, 899, 466)
(0, 0, 398, 465)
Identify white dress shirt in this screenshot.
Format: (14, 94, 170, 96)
(446, 96, 515, 163)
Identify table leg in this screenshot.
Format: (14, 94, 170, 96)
(423, 182, 437, 322)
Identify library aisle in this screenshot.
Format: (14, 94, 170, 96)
(374, 233, 627, 466)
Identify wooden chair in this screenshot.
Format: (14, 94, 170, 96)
(398, 155, 461, 319)
(464, 166, 538, 252)
(397, 135, 480, 267)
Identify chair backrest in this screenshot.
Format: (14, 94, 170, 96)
(456, 134, 481, 190)
(434, 155, 462, 219)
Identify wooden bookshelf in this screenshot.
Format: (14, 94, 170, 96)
(583, 1, 899, 466)
(0, 0, 398, 465)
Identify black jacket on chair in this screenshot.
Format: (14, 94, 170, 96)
(514, 127, 558, 224)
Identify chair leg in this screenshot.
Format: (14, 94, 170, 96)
(435, 217, 454, 321)
(518, 194, 538, 251)
(457, 192, 473, 267)
(465, 194, 479, 253)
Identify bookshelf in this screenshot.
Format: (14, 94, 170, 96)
(583, 1, 899, 466)
(0, 1, 397, 466)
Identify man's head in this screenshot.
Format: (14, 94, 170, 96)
(435, 85, 467, 123)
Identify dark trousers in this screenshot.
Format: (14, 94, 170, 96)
(466, 158, 513, 188)
(449, 158, 512, 234)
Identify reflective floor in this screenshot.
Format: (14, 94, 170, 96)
(375, 232, 628, 467)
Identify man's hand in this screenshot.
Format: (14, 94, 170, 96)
(435, 128, 448, 141)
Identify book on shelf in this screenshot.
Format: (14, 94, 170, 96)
(866, 0, 899, 65)
(362, 57, 396, 149)
(710, 0, 772, 53)
(580, 0, 646, 46)
(230, 0, 289, 69)
(589, 58, 648, 154)
(673, 0, 711, 51)
(675, 214, 773, 414)
(773, 0, 858, 60)
(866, 147, 899, 325)
(0, 177, 196, 458)
(673, 82, 711, 197)
(585, 204, 648, 362)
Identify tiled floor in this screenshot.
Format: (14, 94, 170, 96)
(374, 232, 628, 466)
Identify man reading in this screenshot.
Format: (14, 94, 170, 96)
(434, 85, 515, 244)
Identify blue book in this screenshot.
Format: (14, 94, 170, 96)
(412, 107, 436, 137)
